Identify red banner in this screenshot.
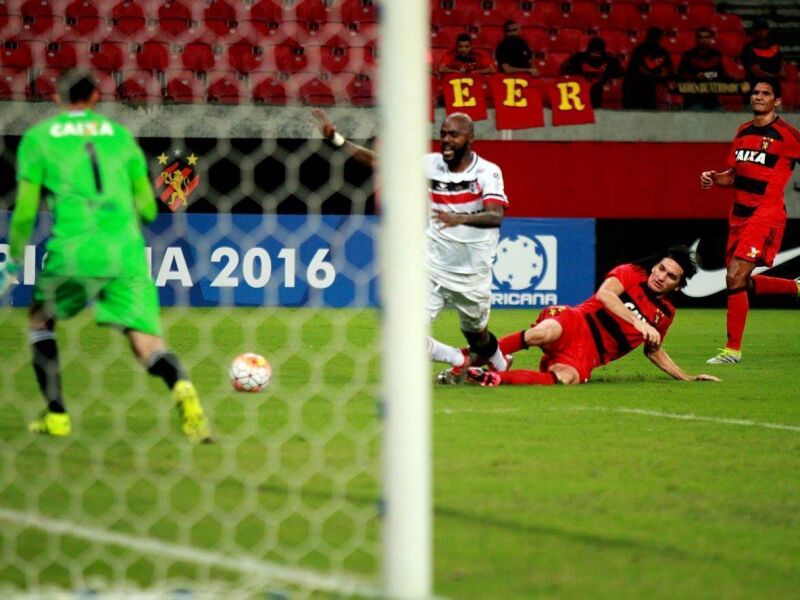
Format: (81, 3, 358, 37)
(488, 75, 544, 130)
(547, 77, 595, 126)
(441, 74, 488, 121)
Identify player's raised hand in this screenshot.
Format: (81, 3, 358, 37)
(0, 260, 20, 297)
(700, 170, 716, 189)
(692, 374, 721, 382)
(311, 108, 336, 141)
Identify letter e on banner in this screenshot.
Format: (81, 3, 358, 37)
(489, 75, 544, 130)
(442, 75, 488, 121)
(548, 77, 595, 126)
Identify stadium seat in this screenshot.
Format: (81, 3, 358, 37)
(523, 26, 551, 55)
(784, 62, 798, 83)
(643, 2, 681, 31)
(602, 1, 639, 30)
(345, 72, 374, 106)
(1, 39, 34, 71)
(206, 70, 244, 103)
(602, 76, 623, 108)
(468, 0, 511, 27)
(0, 66, 28, 100)
(94, 69, 119, 100)
(341, 0, 378, 31)
(0, 11, 24, 40)
(302, 21, 345, 46)
(470, 23, 505, 51)
(298, 74, 335, 106)
(714, 30, 744, 57)
(245, 0, 283, 37)
(204, 0, 238, 38)
(430, 24, 464, 51)
(599, 27, 636, 58)
(291, 0, 330, 33)
(44, 40, 83, 71)
(120, 69, 162, 102)
(63, 0, 103, 36)
(227, 37, 266, 74)
(29, 67, 62, 100)
(275, 38, 309, 74)
(181, 38, 215, 72)
(251, 73, 288, 105)
(157, 1, 192, 37)
(722, 55, 745, 81)
(110, 0, 146, 38)
(663, 30, 695, 55)
(431, 0, 472, 27)
(781, 81, 799, 110)
(677, 1, 716, 29)
(88, 39, 125, 72)
(20, 0, 57, 35)
(135, 39, 169, 72)
(321, 36, 352, 74)
(533, 51, 568, 77)
(710, 12, 743, 33)
(164, 68, 204, 102)
(570, 1, 603, 31)
(546, 27, 586, 54)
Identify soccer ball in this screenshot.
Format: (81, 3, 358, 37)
(229, 353, 272, 392)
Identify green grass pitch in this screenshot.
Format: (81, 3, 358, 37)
(1, 306, 799, 598)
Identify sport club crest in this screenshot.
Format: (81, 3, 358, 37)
(760, 137, 773, 151)
(154, 149, 200, 211)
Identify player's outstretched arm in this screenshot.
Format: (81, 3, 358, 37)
(133, 175, 157, 223)
(700, 168, 734, 189)
(596, 277, 662, 346)
(645, 346, 721, 382)
(311, 108, 376, 169)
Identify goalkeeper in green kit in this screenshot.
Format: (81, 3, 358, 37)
(0, 71, 212, 443)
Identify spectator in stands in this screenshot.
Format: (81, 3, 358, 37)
(623, 27, 673, 110)
(559, 37, 623, 108)
(678, 27, 727, 111)
(741, 18, 785, 89)
(495, 20, 539, 77)
(438, 33, 496, 75)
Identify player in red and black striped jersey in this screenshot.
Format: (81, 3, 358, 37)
(700, 80, 800, 364)
(466, 246, 720, 386)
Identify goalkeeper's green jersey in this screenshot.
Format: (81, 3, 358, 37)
(16, 109, 150, 278)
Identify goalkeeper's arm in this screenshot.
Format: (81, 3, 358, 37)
(132, 175, 157, 224)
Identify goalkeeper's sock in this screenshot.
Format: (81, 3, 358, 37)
(30, 330, 65, 413)
(147, 350, 186, 389)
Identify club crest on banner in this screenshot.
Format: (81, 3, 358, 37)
(154, 149, 200, 211)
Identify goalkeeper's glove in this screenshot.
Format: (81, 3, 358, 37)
(0, 260, 20, 297)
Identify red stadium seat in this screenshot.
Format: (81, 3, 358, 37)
(302, 21, 345, 46)
(431, 0, 473, 27)
(29, 67, 62, 100)
(643, 2, 681, 31)
(599, 28, 637, 58)
(345, 72, 374, 106)
(275, 38, 309, 73)
(677, 1, 716, 29)
(164, 68, 204, 102)
(722, 55, 745, 81)
(94, 69, 118, 100)
(321, 36, 352, 74)
(110, 0, 146, 38)
(204, 0, 238, 37)
(523, 26, 551, 55)
(245, 0, 283, 37)
(710, 12, 743, 34)
(533, 51, 568, 77)
(1, 38, 34, 71)
(602, 2, 639, 30)
(120, 69, 162, 102)
(663, 30, 695, 55)
(292, 0, 330, 33)
(181, 39, 215, 72)
(0, 66, 28, 100)
(545, 27, 586, 54)
(341, 0, 378, 31)
(569, 1, 603, 31)
(227, 38, 266, 74)
(206, 70, 244, 103)
(157, 1, 191, 37)
(714, 30, 744, 57)
(20, 0, 57, 35)
(64, 0, 104, 37)
(251, 73, 288, 105)
(602, 76, 623, 108)
(43, 39, 82, 70)
(430, 24, 465, 51)
(298, 74, 335, 106)
(780, 81, 800, 111)
(135, 39, 169, 72)
(88, 39, 125, 72)
(784, 62, 798, 83)
(470, 23, 505, 51)
(469, 0, 511, 27)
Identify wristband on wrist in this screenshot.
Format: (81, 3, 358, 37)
(331, 132, 346, 147)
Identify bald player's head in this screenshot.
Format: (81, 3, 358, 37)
(440, 113, 475, 168)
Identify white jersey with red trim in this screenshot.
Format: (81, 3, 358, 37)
(424, 152, 508, 291)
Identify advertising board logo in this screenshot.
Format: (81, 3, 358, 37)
(492, 234, 558, 306)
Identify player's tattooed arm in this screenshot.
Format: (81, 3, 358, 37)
(595, 277, 662, 346)
(645, 346, 721, 382)
(433, 203, 504, 229)
(311, 108, 376, 169)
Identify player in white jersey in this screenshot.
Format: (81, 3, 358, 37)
(312, 109, 511, 377)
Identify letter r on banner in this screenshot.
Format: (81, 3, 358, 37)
(547, 77, 595, 126)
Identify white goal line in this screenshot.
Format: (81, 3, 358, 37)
(0, 508, 381, 598)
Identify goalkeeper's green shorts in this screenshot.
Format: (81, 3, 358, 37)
(33, 272, 162, 337)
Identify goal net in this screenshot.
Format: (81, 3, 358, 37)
(0, 1, 430, 597)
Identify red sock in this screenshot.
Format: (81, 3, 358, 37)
(498, 330, 527, 355)
(499, 370, 558, 385)
(726, 289, 749, 351)
(752, 274, 798, 296)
